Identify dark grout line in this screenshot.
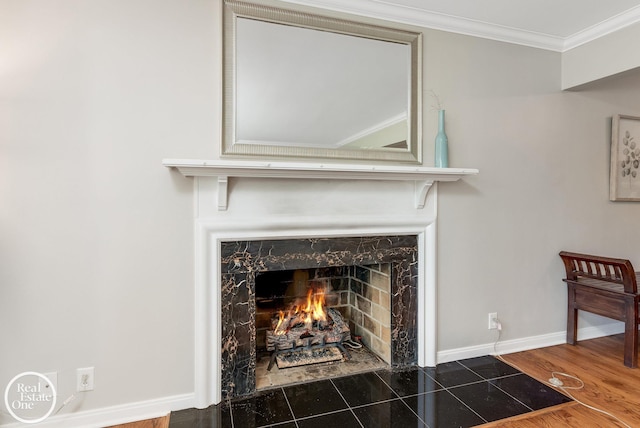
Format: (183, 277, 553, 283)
(397, 364, 490, 426)
(452, 358, 538, 413)
(488, 377, 536, 412)
(372, 366, 441, 427)
(372, 369, 402, 399)
(440, 378, 495, 390)
(491, 372, 524, 380)
(417, 365, 447, 388)
(445, 388, 488, 425)
(227, 398, 235, 428)
(348, 396, 405, 411)
(279, 386, 300, 428)
(329, 377, 364, 428)
(293, 407, 361, 424)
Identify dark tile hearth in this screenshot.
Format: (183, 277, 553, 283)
(169, 355, 572, 428)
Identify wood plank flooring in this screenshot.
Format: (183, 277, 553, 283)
(107, 414, 169, 428)
(482, 333, 640, 427)
(114, 333, 640, 427)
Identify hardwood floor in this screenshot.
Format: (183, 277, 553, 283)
(107, 414, 169, 428)
(117, 334, 640, 427)
(482, 333, 640, 427)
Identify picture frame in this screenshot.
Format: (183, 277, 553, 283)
(610, 114, 640, 201)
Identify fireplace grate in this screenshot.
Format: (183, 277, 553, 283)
(273, 344, 345, 369)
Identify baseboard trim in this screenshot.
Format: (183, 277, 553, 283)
(436, 322, 625, 364)
(0, 393, 194, 428)
(1, 324, 625, 427)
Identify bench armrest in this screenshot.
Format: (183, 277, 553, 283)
(559, 251, 638, 294)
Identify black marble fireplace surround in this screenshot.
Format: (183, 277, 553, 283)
(220, 235, 419, 400)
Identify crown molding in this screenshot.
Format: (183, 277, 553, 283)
(563, 4, 640, 51)
(280, 0, 565, 51)
(280, 0, 640, 53)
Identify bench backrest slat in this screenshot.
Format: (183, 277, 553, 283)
(559, 251, 637, 294)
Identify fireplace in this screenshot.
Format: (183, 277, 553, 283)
(163, 160, 479, 408)
(189, 214, 439, 408)
(220, 235, 418, 400)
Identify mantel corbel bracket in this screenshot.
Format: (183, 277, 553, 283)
(218, 176, 229, 211)
(415, 180, 435, 209)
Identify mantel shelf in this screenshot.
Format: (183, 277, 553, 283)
(163, 159, 479, 211)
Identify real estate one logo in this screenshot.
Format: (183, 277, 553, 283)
(4, 372, 57, 424)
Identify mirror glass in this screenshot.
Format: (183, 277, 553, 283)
(222, 0, 423, 163)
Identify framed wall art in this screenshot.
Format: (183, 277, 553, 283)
(610, 114, 640, 201)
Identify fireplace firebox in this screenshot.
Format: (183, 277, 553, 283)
(220, 235, 418, 400)
(260, 275, 352, 371)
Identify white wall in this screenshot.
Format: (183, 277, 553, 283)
(2, 0, 640, 425)
(0, 0, 217, 424)
(430, 31, 640, 353)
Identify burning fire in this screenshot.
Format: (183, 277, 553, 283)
(274, 286, 328, 335)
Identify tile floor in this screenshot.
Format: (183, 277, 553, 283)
(169, 355, 571, 428)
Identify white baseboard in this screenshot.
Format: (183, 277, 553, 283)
(1, 323, 626, 427)
(0, 393, 194, 428)
(436, 322, 625, 364)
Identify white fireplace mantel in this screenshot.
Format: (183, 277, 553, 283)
(164, 158, 479, 407)
(163, 159, 479, 210)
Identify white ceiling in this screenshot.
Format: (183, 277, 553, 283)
(282, 0, 640, 51)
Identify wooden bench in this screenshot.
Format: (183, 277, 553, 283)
(559, 251, 640, 368)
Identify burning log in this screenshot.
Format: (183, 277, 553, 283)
(272, 286, 329, 334)
(264, 284, 351, 369)
(265, 307, 350, 351)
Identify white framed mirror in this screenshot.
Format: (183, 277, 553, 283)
(222, 0, 423, 164)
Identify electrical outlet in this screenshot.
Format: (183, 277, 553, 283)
(42, 372, 57, 394)
(76, 367, 94, 392)
(488, 312, 499, 330)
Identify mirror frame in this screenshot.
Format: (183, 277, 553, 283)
(222, 0, 423, 164)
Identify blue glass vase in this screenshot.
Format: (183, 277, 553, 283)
(434, 109, 449, 168)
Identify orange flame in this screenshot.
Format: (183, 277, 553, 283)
(310, 288, 326, 321)
(274, 310, 286, 334)
(274, 286, 327, 335)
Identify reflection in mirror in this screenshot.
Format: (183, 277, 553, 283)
(236, 17, 409, 149)
(223, 0, 422, 163)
